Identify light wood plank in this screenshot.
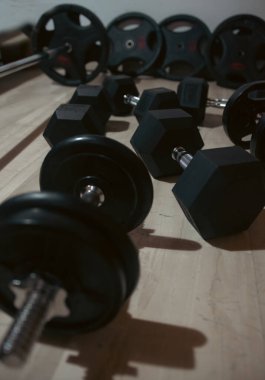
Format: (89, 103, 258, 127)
(0, 72, 265, 380)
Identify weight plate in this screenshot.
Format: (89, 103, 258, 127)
(250, 113, 265, 161)
(31, 4, 109, 86)
(222, 80, 265, 148)
(206, 14, 265, 89)
(0, 192, 139, 332)
(40, 135, 153, 231)
(156, 15, 211, 80)
(107, 12, 162, 76)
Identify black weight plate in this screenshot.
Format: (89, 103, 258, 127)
(156, 15, 211, 80)
(250, 113, 265, 162)
(40, 135, 153, 231)
(222, 80, 265, 148)
(0, 192, 139, 332)
(31, 4, 109, 86)
(107, 12, 162, 76)
(206, 15, 265, 89)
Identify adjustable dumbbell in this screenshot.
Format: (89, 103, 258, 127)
(44, 75, 139, 147)
(130, 109, 204, 178)
(40, 135, 153, 231)
(177, 78, 265, 153)
(0, 4, 109, 86)
(123, 87, 179, 122)
(222, 80, 265, 149)
(0, 191, 139, 366)
(171, 146, 265, 239)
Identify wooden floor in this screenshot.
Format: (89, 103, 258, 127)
(0, 68, 265, 380)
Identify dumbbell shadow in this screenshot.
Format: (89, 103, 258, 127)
(201, 113, 223, 128)
(106, 119, 130, 133)
(130, 226, 202, 251)
(0, 118, 48, 171)
(0, 67, 41, 96)
(41, 308, 207, 380)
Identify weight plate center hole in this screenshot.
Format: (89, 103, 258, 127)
(125, 39, 135, 49)
(238, 50, 246, 57)
(65, 42, 73, 53)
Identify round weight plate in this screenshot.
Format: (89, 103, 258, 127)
(222, 80, 265, 148)
(107, 12, 162, 76)
(156, 15, 211, 80)
(31, 4, 109, 86)
(206, 15, 265, 89)
(250, 113, 265, 161)
(40, 135, 153, 231)
(0, 192, 139, 332)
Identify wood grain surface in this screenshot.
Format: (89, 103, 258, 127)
(0, 68, 264, 380)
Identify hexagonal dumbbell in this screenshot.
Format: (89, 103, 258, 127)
(69, 84, 112, 126)
(103, 74, 139, 115)
(70, 75, 139, 118)
(177, 77, 227, 124)
(172, 146, 265, 240)
(124, 87, 179, 122)
(130, 108, 204, 178)
(43, 103, 105, 147)
(44, 75, 140, 147)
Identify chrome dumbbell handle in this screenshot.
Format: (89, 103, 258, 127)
(123, 94, 140, 107)
(0, 274, 68, 367)
(206, 98, 227, 109)
(172, 147, 193, 170)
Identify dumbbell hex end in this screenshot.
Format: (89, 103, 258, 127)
(172, 146, 265, 240)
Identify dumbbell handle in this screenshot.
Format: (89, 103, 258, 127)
(206, 98, 227, 109)
(172, 147, 193, 170)
(0, 274, 59, 367)
(124, 94, 139, 107)
(124, 94, 227, 110)
(0, 43, 71, 78)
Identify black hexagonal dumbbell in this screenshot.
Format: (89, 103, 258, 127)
(70, 75, 139, 118)
(43, 102, 106, 147)
(44, 75, 139, 147)
(103, 74, 139, 115)
(69, 84, 112, 126)
(177, 77, 227, 124)
(130, 108, 204, 178)
(172, 146, 265, 240)
(124, 87, 179, 122)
